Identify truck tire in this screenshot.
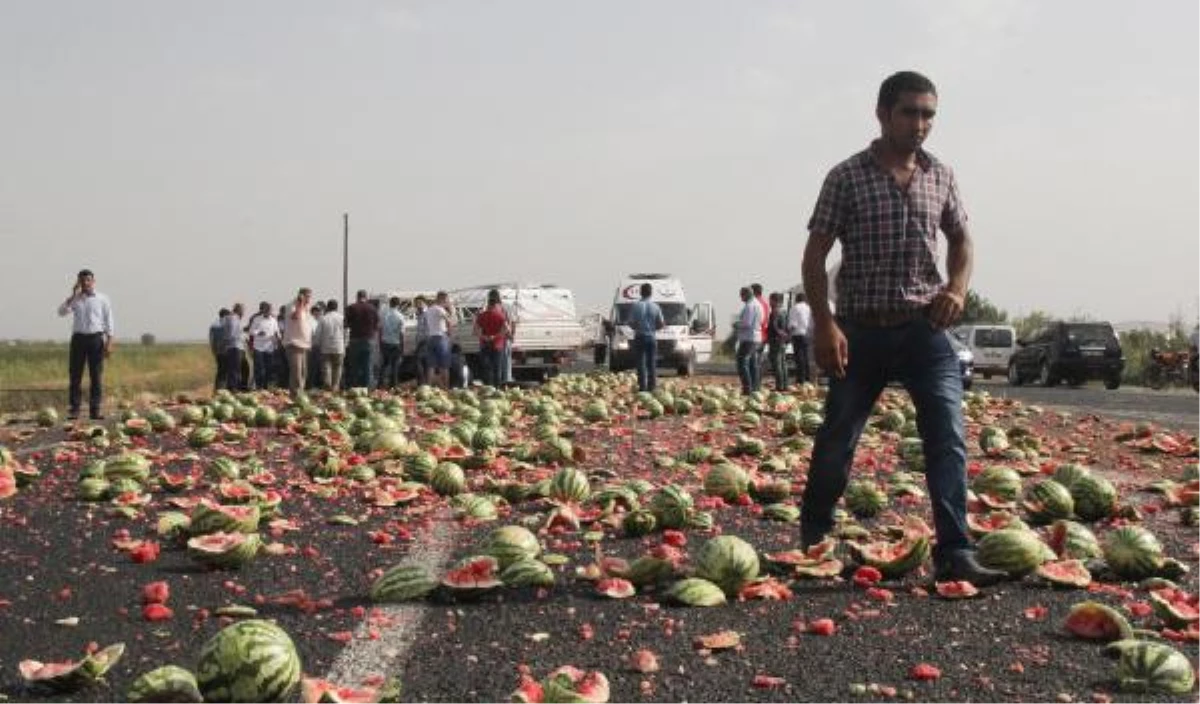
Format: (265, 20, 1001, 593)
(593, 344, 607, 366)
(677, 354, 695, 377)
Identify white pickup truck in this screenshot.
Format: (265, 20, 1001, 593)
(448, 283, 585, 382)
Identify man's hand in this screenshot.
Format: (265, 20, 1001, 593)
(103, 340, 114, 359)
(814, 319, 849, 380)
(928, 288, 965, 330)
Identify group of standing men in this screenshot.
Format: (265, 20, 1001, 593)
(733, 284, 814, 396)
(208, 289, 389, 396)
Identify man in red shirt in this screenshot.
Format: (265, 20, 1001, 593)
(473, 289, 511, 387)
(752, 283, 770, 391)
(344, 290, 380, 389)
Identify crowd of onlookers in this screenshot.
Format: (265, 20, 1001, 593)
(732, 283, 815, 396)
(208, 287, 519, 397)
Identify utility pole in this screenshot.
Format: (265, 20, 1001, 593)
(342, 213, 349, 307)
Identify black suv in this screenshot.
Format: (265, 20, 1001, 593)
(1007, 321, 1124, 389)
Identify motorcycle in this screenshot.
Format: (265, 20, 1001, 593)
(1145, 348, 1190, 390)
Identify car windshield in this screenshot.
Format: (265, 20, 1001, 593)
(1065, 324, 1115, 346)
(975, 328, 1013, 348)
(614, 303, 689, 326)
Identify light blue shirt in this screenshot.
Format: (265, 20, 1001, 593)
(58, 292, 114, 336)
(737, 300, 762, 343)
(381, 307, 404, 345)
(629, 299, 664, 338)
(222, 313, 246, 350)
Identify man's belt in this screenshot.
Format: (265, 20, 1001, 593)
(843, 307, 929, 328)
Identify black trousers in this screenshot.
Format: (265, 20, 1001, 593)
(69, 332, 105, 415)
(792, 335, 811, 383)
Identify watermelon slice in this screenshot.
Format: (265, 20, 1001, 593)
(1064, 601, 1134, 642)
(935, 581, 979, 599)
(1035, 560, 1092, 588)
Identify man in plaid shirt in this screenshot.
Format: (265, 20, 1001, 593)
(799, 71, 1005, 587)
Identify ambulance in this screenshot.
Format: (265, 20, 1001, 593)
(600, 274, 714, 376)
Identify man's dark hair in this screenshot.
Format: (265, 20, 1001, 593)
(326, 300, 339, 312)
(78, 269, 94, 279)
(751, 283, 763, 296)
(639, 283, 652, 298)
(739, 286, 751, 299)
(356, 289, 368, 301)
(878, 71, 937, 112)
(487, 289, 501, 305)
(389, 297, 401, 307)
(770, 292, 783, 304)
(219, 308, 230, 317)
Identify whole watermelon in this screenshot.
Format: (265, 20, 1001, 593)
(1103, 526, 1164, 580)
(976, 529, 1050, 576)
(693, 535, 760, 595)
(196, 620, 300, 702)
(1071, 474, 1117, 522)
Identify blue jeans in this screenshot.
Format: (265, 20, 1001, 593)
(735, 340, 759, 394)
(634, 335, 657, 392)
(769, 340, 789, 390)
(254, 349, 276, 390)
(480, 344, 504, 386)
(224, 348, 244, 391)
(800, 318, 970, 565)
(379, 343, 402, 389)
(346, 338, 372, 389)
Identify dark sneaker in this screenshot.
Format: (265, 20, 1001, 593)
(90, 414, 105, 421)
(933, 552, 1006, 587)
(67, 413, 79, 421)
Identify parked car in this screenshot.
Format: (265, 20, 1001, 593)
(953, 324, 1017, 379)
(1007, 321, 1124, 389)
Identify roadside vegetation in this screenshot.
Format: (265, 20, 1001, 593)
(0, 341, 213, 412)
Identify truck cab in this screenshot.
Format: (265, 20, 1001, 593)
(600, 273, 714, 377)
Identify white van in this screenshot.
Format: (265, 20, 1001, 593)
(954, 324, 1018, 378)
(600, 273, 714, 376)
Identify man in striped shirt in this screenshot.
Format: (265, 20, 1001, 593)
(57, 269, 115, 420)
(799, 71, 1004, 587)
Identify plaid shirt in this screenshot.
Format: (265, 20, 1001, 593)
(808, 141, 968, 317)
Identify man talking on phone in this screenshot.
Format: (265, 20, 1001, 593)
(57, 269, 115, 420)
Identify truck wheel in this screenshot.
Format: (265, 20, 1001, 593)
(593, 345, 607, 366)
(1007, 361, 1022, 386)
(678, 355, 695, 377)
(1038, 360, 1058, 387)
(1104, 376, 1121, 390)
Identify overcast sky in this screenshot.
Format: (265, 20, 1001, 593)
(2, 0, 1197, 341)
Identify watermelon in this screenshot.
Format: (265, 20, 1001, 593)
(441, 555, 503, 596)
(190, 502, 261, 535)
(1103, 526, 1164, 580)
(187, 532, 261, 569)
(549, 467, 590, 504)
(1149, 588, 1200, 628)
(693, 536, 760, 595)
(1052, 463, 1091, 490)
(430, 462, 466, 497)
(541, 666, 610, 704)
(1116, 641, 1196, 694)
(665, 578, 727, 607)
(1070, 474, 1117, 522)
(19, 643, 124, 693)
(481, 525, 541, 568)
(650, 484, 694, 529)
(971, 466, 1022, 502)
(703, 463, 749, 501)
(499, 559, 556, 588)
(370, 565, 439, 603)
(1064, 601, 1134, 642)
(126, 665, 203, 703)
(1021, 480, 1074, 524)
(849, 537, 930, 579)
(596, 577, 636, 599)
(1048, 520, 1102, 560)
(196, 620, 301, 702)
(844, 481, 887, 517)
(1035, 559, 1092, 588)
(975, 529, 1049, 576)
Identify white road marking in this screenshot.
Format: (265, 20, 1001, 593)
(323, 510, 458, 687)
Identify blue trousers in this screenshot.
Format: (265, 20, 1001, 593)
(800, 318, 971, 565)
(735, 340, 760, 394)
(346, 338, 373, 389)
(634, 335, 657, 392)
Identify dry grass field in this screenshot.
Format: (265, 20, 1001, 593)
(0, 341, 214, 413)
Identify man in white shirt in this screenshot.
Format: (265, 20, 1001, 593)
(317, 299, 346, 390)
(422, 291, 454, 389)
(379, 297, 405, 389)
(734, 286, 763, 395)
(787, 293, 814, 384)
(57, 268, 115, 420)
(248, 301, 281, 390)
(282, 289, 314, 397)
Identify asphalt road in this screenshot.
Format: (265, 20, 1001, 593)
(681, 362, 1199, 431)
